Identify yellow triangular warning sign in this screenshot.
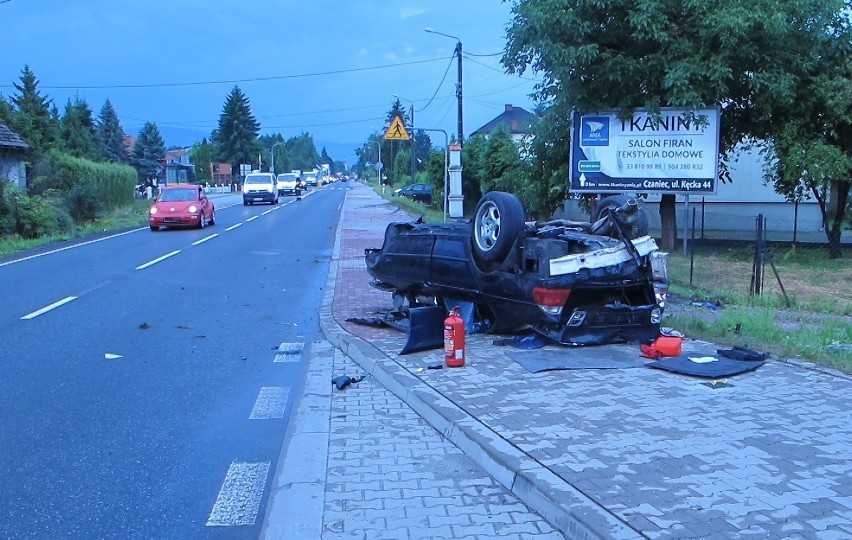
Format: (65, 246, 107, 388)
(384, 115, 410, 141)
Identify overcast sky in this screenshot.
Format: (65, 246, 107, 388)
(0, 0, 541, 164)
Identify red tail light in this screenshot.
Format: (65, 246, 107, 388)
(532, 287, 571, 316)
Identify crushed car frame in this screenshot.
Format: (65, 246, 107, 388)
(365, 191, 668, 347)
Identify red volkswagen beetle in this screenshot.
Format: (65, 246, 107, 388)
(149, 184, 215, 231)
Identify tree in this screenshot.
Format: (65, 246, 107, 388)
(190, 138, 214, 183)
(479, 126, 527, 204)
(59, 97, 99, 160)
(320, 146, 333, 167)
(259, 134, 287, 174)
(213, 86, 260, 176)
(520, 103, 571, 219)
(285, 132, 320, 171)
(97, 100, 128, 164)
(132, 122, 166, 182)
(460, 135, 488, 214)
(755, 7, 852, 257)
(11, 65, 55, 158)
(0, 96, 14, 126)
(413, 129, 432, 170)
(503, 0, 850, 252)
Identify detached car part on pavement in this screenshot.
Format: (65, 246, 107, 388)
(365, 191, 668, 350)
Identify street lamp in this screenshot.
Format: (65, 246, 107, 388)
(392, 93, 416, 179)
(270, 142, 284, 175)
(425, 27, 463, 145)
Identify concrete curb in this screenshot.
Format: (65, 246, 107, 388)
(318, 186, 642, 539)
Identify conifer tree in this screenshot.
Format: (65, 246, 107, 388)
(60, 97, 99, 160)
(97, 100, 129, 164)
(11, 65, 54, 157)
(132, 122, 166, 182)
(213, 86, 260, 174)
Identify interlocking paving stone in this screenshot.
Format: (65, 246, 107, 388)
(323, 181, 852, 538)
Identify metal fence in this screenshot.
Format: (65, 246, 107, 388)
(664, 208, 852, 312)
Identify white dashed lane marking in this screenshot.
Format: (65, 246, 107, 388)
(249, 387, 290, 420)
(191, 233, 219, 245)
(225, 223, 243, 231)
(246, 216, 259, 222)
(21, 296, 78, 320)
(135, 250, 180, 270)
(206, 461, 270, 527)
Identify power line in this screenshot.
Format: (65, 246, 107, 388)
(0, 56, 451, 90)
(463, 54, 541, 82)
(415, 54, 455, 114)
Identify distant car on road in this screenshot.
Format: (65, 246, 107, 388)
(395, 183, 433, 204)
(243, 172, 279, 205)
(276, 173, 301, 197)
(149, 184, 215, 231)
(304, 172, 318, 187)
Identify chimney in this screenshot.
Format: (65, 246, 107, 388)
(504, 104, 513, 112)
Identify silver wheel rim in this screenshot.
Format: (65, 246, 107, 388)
(475, 201, 500, 252)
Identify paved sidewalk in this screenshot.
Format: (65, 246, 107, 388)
(320, 181, 852, 539)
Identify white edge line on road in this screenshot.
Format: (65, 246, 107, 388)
(206, 461, 270, 527)
(192, 233, 219, 246)
(21, 296, 78, 320)
(135, 250, 181, 270)
(0, 227, 146, 268)
(225, 223, 243, 231)
(246, 216, 259, 222)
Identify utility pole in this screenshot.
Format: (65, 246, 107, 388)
(454, 40, 463, 145)
(425, 28, 463, 145)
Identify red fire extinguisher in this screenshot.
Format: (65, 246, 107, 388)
(444, 307, 466, 367)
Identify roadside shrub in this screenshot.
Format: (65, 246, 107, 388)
(16, 191, 74, 239)
(0, 180, 15, 235)
(48, 151, 137, 211)
(65, 180, 101, 223)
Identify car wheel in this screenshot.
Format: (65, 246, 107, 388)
(150, 225, 159, 232)
(209, 209, 215, 225)
(593, 195, 640, 238)
(472, 191, 525, 262)
(199, 213, 206, 229)
(243, 201, 248, 206)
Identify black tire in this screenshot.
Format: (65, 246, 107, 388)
(593, 194, 642, 238)
(209, 209, 215, 225)
(472, 191, 525, 262)
(593, 194, 637, 222)
(198, 212, 206, 229)
(150, 225, 159, 232)
(243, 201, 249, 206)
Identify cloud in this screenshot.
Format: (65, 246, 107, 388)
(400, 6, 426, 19)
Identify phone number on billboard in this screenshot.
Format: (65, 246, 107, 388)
(624, 163, 704, 171)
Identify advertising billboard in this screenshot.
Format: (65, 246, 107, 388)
(569, 107, 721, 194)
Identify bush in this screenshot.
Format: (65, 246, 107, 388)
(0, 180, 15, 235)
(65, 180, 101, 223)
(15, 190, 74, 239)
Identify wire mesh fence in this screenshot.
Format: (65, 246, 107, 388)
(663, 208, 852, 315)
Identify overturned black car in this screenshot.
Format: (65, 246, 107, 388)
(365, 192, 668, 347)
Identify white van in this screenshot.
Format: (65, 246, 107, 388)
(242, 172, 279, 206)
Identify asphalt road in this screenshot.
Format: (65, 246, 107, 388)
(0, 186, 346, 538)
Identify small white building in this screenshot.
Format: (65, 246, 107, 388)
(0, 123, 29, 189)
(563, 147, 826, 240)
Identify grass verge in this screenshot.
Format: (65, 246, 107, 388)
(0, 199, 149, 258)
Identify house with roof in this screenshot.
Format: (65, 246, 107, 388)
(470, 104, 536, 143)
(0, 123, 29, 189)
